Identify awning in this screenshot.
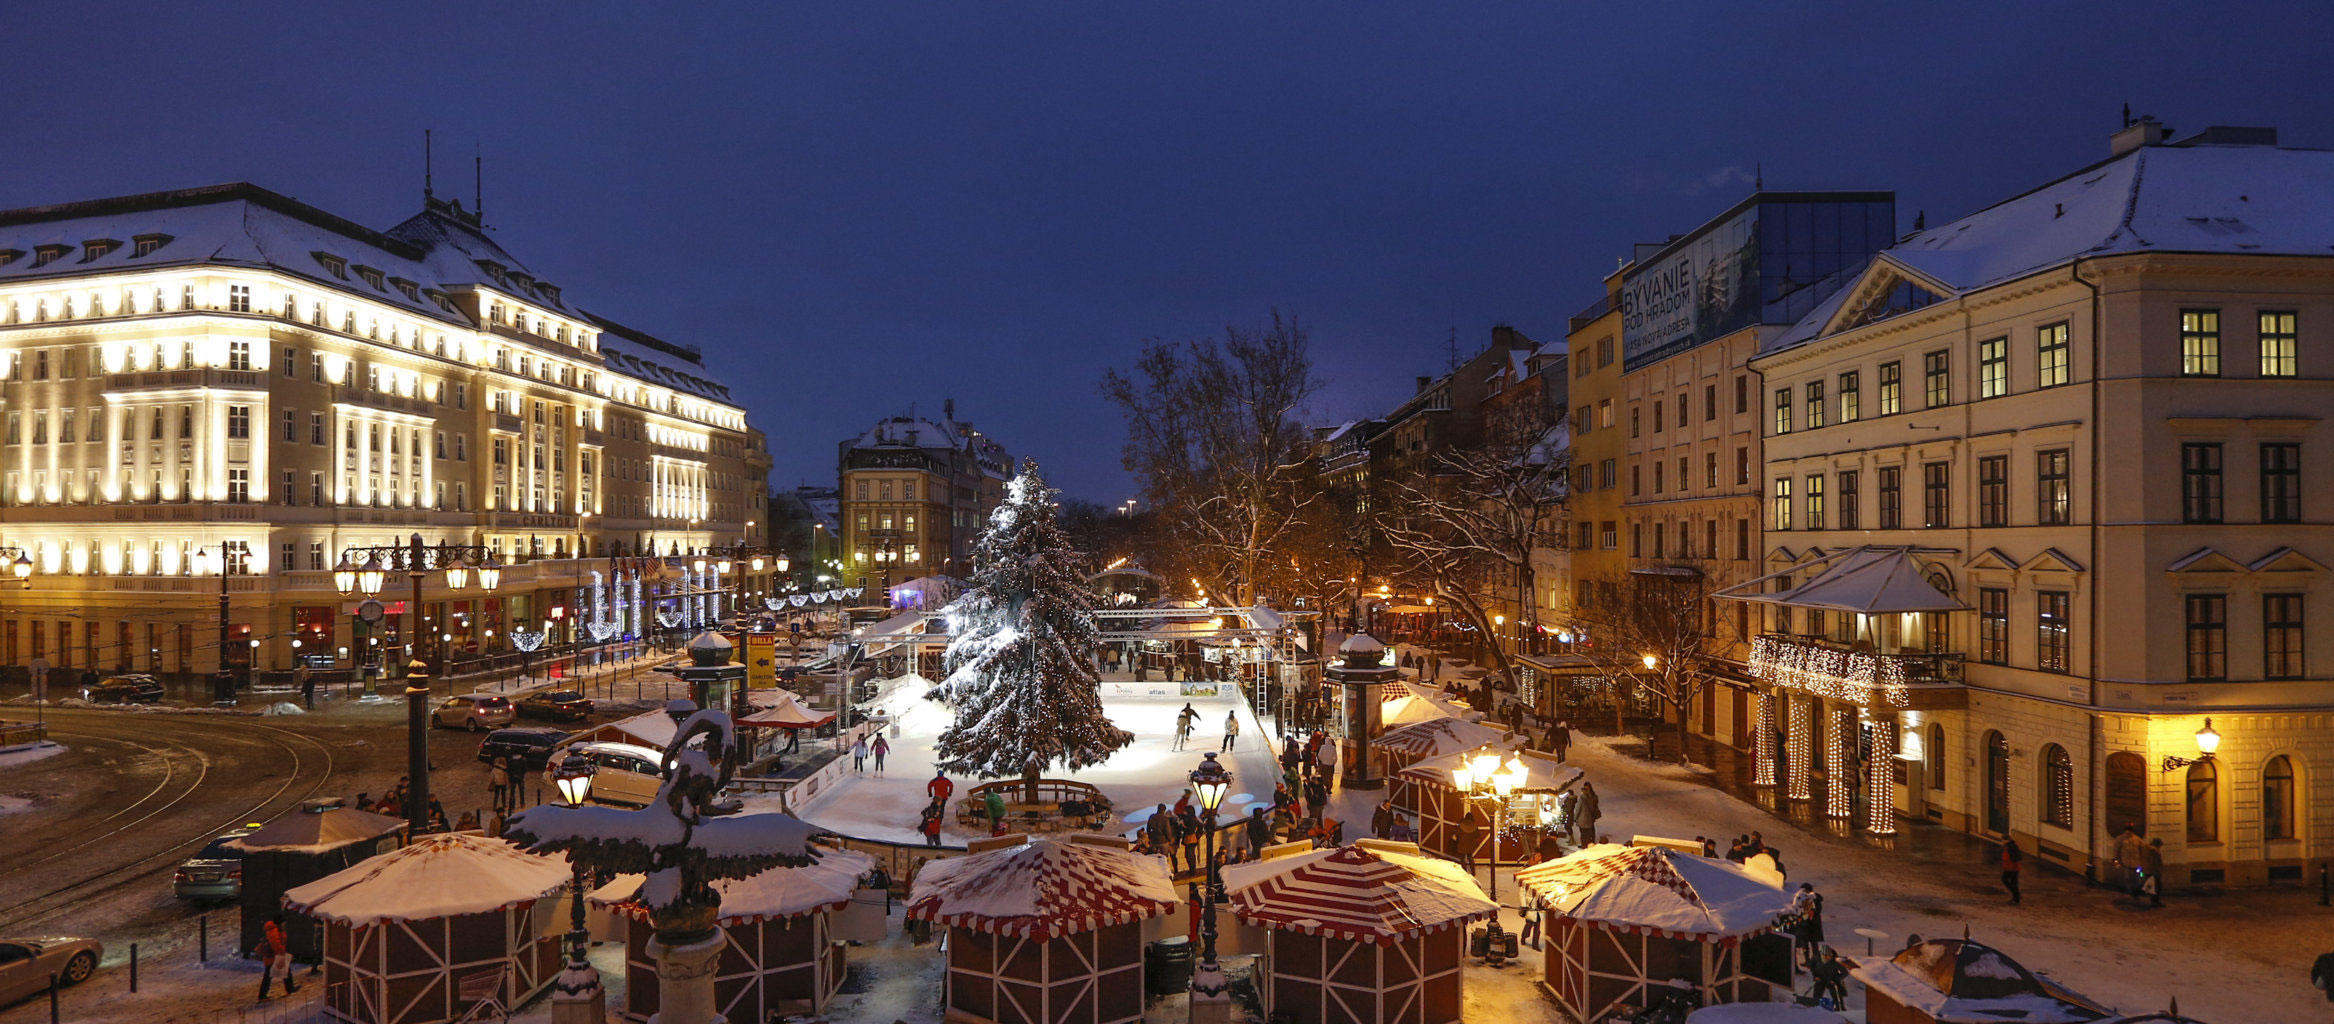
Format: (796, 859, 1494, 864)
(1715, 546, 1966, 615)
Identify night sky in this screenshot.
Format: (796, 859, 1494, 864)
(10, 4, 2331, 499)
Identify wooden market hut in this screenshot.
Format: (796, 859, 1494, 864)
(1378, 694, 1457, 729)
(1368, 717, 1510, 786)
(591, 847, 876, 1022)
(1394, 748, 1581, 865)
(1849, 938, 2111, 1024)
(229, 802, 407, 963)
(283, 833, 570, 1024)
(1515, 843, 1798, 1023)
(906, 834, 1179, 1024)
(1221, 840, 1494, 1024)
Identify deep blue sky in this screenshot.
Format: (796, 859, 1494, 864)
(9, 4, 2331, 499)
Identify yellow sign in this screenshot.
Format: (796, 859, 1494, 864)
(745, 633, 778, 689)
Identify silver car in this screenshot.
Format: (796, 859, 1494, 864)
(431, 694, 515, 731)
(0, 937, 102, 1007)
(172, 828, 257, 901)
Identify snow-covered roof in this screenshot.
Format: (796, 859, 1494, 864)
(851, 415, 966, 452)
(1378, 693, 1454, 728)
(281, 833, 571, 927)
(1369, 716, 1511, 759)
(1515, 843, 1795, 940)
(226, 806, 406, 854)
(589, 314, 734, 403)
(1221, 840, 1495, 945)
(1850, 939, 2110, 1023)
(736, 690, 836, 730)
(1398, 748, 1581, 795)
(589, 847, 874, 924)
(383, 201, 571, 311)
(905, 836, 1178, 940)
(1338, 633, 1385, 655)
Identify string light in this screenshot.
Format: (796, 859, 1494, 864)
(1749, 635, 1911, 707)
(1786, 697, 1813, 802)
(1752, 692, 1777, 787)
(1825, 707, 1853, 820)
(1867, 717, 1898, 836)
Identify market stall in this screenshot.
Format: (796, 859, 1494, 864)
(591, 847, 876, 1021)
(1220, 839, 1494, 1024)
(1369, 717, 1510, 783)
(283, 833, 570, 1024)
(1394, 748, 1581, 864)
(1850, 937, 2111, 1024)
(230, 802, 407, 963)
(905, 835, 1178, 1024)
(1515, 843, 1797, 1023)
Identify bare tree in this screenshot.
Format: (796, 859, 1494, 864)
(1380, 417, 1568, 690)
(1102, 312, 1322, 606)
(1561, 567, 1738, 764)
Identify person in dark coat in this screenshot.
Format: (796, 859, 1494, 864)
(2311, 951, 2334, 1003)
(2141, 838, 2166, 907)
(1244, 806, 1274, 859)
(1303, 777, 1330, 823)
(1573, 781, 1600, 846)
(1371, 799, 1396, 840)
(1808, 946, 1850, 1009)
(2001, 839, 2024, 904)
(1145, 803, 1175, 856)
(1552, 720, 1572, 762)
(919, 802, 945, 848)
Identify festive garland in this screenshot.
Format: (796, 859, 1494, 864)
(1747, 635, 1911, 707)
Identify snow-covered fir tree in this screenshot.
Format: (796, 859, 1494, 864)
(931, 459, 1133, 800)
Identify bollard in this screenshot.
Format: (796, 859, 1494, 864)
(48, 973, 59, 1023)
(199, 914, 208, 962)
(2321, 861, 2330, 907)
(129, 943, 137, 992)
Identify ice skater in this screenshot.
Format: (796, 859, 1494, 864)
(1223, 710, 1240, 751)
(852, 735, 869, 772)
(871, 734, 890, 775)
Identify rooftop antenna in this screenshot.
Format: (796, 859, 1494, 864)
(1754, 163, 1763, 190)
(474, 142, 484, 226)
(1446, 326, 1459, 371)
(423, 129, 434, 200)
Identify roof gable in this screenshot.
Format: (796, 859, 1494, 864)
(2248, 546, 2327, 574)
(2166, 547, 2247, 574)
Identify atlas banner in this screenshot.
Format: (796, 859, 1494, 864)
(745, 632, 778, 689)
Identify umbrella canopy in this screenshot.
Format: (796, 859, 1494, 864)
(1370, 717, 1510, 760)
(282, 833, 571, 927)
(737, 690, 837, 730)
(1515, 844, 1795, 940)
(905, 836, 1178, 940)
(226, 806, 407, 854)
(591, 847, 875, 924)
(1221, 841, 1494, 945)
(1721, 547, 1966, 614)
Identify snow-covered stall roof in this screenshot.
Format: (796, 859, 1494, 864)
(226, 806, 406, 854)
(1397, 748, 1581, 795)
(1850, 939, 2110, 1024)
(1515, 843, 1795, 940)
(589, 847, 874, 924)
(1369, 717, 1511, 760)
(736, 690, 836, 730)
(1718, 547, 1966, 614)
(887, 575, 963, 610)
(904, 836, 1178, 940)
(1379, 694, 1456, 728)
(281, 833, 572, 927)
(1220, 840, 1494, 945)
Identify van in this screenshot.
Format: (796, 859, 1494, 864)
(548, 741, 666, 808)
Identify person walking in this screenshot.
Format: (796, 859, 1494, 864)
(1303, 776, 1329, 824)
(1223, 710, 1240, 752)
(488, 759, 511, 814)
(256, 913, 297, 999)
(870, 734, 890, 775)
(1371, 799, 1396, 840)
(851, 735, 869, 772)
(918, 802, 944, 848)
(1313, 736, 1337, 787)
(1174, 804, 1201, 875)
(2000, 839, 2024, 904)
(1574, 781, 1601, 847)
(2141, 837, 2166, 907)
(1282, 734, 1302, 774)
(983, 786, 1009, 832)
(1519, 890, 1545, 950)
(927, 770, 954, 808)
(296, 663, 316, 710)
(1791, 883, 1826, 973)
(2111, 823, 2147, 901)
(1552, 720, 1572, 763)
(1145, 803, 1175, 862)
(1244, 806, 1274, 861)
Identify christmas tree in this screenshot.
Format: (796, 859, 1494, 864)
(931, 459, 1133, 801)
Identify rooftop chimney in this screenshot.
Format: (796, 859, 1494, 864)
(2111, 116, 2168, 157)
(1416, 375, 1432, 393)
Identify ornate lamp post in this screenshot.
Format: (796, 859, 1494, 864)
(335, 536, 502, 691)
(1188, 751, 1234, 1024)
(547, 753, 605, 1023)
(2160, 718, 2222, 772)
(1451, 744, 1525, 966)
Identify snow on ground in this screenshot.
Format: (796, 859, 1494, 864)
(792, 681, 1286, 845)
(0, 739, 66, 769)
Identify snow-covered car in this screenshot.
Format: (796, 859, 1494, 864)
(431, 694, 514, 731)
(546, 741, 665, 808)
(172, 828, 257, 901)
(0, 936, 101, 1007)
(81, 674, 165, 704)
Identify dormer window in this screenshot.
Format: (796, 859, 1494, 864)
(474, 259, 508, 286)
(131, 233, 174, 258)
(422, 288, 453, 312)
(311, 252, 348, 279)
(31, 244, 70, 268)
(537, 284, 561, 306)
(80, 239, 120, 263)
(354, 265, 386, 291)
(509, 272, 535, 293)
(390, 277, 420, 300)
(0, 249, 21, 267)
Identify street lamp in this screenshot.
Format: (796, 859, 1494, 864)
(2161, 718, 2223, 772)
(1188, 752, 1234, 1020)
(549, 752, 605, 1017)
(357, 554, 388, 597)
(1451, 744, 1525, 966)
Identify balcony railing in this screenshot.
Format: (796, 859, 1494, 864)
(1747, 633, 1964, 707)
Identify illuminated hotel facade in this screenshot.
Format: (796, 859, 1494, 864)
(0, 183, 772, 679)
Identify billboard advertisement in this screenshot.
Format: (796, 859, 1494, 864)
(1621, 206, 1761, 371)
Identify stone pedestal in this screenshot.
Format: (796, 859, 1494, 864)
(646, 931, 728, 1024)
(1189, 961, 1233, 1024)
(549, 966, 607, 1024)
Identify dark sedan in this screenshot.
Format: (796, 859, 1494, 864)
(81, 674, 165, 704)
(477, 727, 569, 771)
(516, 689, 594, 722)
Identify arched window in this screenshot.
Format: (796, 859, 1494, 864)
(1926, 722, 1945, 791)
(2041, 744, 2074, 828)
(2263, 756, 2296, 842)
(2185, 760, 2219, 843)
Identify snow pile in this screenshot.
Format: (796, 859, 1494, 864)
(1515, 843, 1794, 939)
(906, 835, 1177, 939)
(0, 793, 31, 816)
(0, 740, 66, 769)
(283, 833, 573, 926)
(261, 702, 306, 716)
(591, 847, 876, 924)
(1221, 840, 1495, 945)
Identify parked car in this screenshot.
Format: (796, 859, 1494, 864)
(477, 727, 568, 771)
(516, 689, 594, 722)
(546, 741, 666, 808)
(431, 694, 515, 731)
(81, 675, 165, 704)
(171, 827, 258, 901)
(0, 936, 102, 1007)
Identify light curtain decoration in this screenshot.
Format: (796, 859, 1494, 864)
(510, 628, 548, 653)
(1747, 634, 1912, 707)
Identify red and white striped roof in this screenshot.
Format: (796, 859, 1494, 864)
(904, 837, 1178, 940)
(1221, 841, 1495, 945)
(1515, 844, 1794, 941)
(1369, 716, 1510, 758)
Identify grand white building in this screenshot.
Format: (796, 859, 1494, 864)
(0, 183, 772, 679)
